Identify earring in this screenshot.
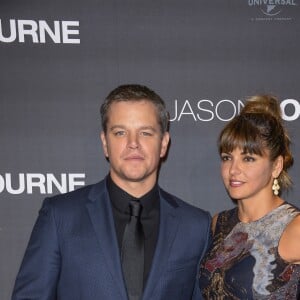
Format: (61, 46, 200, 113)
(272, 178, 280, 195)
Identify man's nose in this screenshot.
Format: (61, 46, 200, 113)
(127, 133, 139, 149)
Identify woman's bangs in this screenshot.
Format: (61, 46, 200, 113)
(219, 120, 263, 155)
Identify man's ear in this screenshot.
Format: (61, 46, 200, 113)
(160, 132, 170, 158)
(100, 131, 108, 158)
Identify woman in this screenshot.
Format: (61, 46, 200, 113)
(199, 95, 300, 299)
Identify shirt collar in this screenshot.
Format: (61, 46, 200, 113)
(107, 174, 159, 217)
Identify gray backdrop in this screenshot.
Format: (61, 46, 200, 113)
(1, 1, 299, 299)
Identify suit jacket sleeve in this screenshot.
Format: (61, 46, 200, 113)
(12, 198, 60, 300)
(191, 211, 212, 300)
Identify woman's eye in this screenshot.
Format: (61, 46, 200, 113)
(244, 156, 255, 162)
(221, 155, 230, 161)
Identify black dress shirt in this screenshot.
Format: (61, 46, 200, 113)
(107, 175, 160, 285)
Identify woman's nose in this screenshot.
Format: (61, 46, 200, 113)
(229, 160, 241, 175)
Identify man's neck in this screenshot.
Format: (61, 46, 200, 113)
(109, 175, 157, 198)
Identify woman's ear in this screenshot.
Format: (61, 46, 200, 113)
(272, 155, 284, 178)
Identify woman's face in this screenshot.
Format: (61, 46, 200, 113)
(220, 147, 281, 202)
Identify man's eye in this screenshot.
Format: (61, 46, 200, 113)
(114, 131, 125, 136)
(140, 131, 153, 136)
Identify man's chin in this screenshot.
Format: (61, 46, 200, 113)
(124, 175, 147, 183)
(121, 171, 152, 183)
(111, 168, 156, 185)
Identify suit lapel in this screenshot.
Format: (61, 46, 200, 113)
(142, 190, 180, 299)
(85, 181, 128, 299)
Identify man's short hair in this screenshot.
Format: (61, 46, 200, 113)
(100, 84, 169, 135)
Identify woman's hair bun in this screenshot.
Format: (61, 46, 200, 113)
(241, 95, 282, 122)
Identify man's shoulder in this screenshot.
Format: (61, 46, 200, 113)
(159, 187, 211, 220)
(43, 179, 106, 209)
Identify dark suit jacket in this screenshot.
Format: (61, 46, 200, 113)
(12, 179, 211, 300)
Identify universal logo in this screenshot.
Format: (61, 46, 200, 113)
(248, 0, 297, 21)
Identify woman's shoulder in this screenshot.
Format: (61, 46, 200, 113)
(279, 210, 300, 264)
(212, 207, 238, 235)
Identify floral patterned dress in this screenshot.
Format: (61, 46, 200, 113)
(199, 203, 300, 299)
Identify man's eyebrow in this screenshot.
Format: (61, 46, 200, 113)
(109, 125, 126, 131)
(139, 126, 157, 131)
(109, 125, 158, 131)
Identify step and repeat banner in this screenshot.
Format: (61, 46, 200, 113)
(1, 1, 299, 299)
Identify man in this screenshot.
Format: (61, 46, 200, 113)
(12, 84, 211, 300)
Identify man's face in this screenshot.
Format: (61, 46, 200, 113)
(101, 100, 169, 191)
